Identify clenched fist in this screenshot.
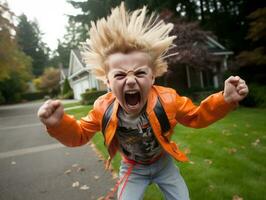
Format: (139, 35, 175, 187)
(223, 76, 249, 104)
(37, 100, 64, 127)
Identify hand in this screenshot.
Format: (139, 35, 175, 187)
(223, 76, 249, 104)
(37, 100, 64, 127)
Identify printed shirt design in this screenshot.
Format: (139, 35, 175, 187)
(116, 108, 162, 163)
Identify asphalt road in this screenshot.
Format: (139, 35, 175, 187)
(0, 101, 115, 200)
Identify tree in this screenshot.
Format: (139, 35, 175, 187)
(16, 14, 49, 76)
(61, 78, 73, 99)
(236, 7, 266, 84)
(156, 10, 222, 90)
(159, 10, 220, 69)
(36, 67, 60, 96)
(0, 2, 32, 103)
(49, 18, 84, 69)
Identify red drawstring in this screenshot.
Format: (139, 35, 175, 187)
(104, 160, 135, 200)
(104, 153, 163, 200)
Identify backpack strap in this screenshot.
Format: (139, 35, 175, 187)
(153, 97, 171, 135)
(102, 97, 170, 136)
(102, 100, 115, 135)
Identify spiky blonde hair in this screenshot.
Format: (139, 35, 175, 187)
(82, 2, 176, 82)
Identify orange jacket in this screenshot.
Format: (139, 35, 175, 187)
(47, 85, 235, 163)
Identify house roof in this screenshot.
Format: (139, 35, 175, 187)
(68, 49, 91, 80)
(61, 68, 68, 78)
(72, 49, 86, 68)
(205, 36, 233, 55)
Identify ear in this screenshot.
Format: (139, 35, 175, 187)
(152, 75, 155, 85)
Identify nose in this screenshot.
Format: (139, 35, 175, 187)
(125, 74, 137, 88)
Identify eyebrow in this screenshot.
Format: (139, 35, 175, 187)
(111, 65, 148, 73)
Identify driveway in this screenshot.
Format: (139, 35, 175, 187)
(0, 101, 115, 200)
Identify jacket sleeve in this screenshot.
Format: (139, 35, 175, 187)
(175, 91, 237, 128)
(46, 104, 101, 147)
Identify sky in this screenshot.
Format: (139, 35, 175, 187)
(6, 0, 79, 51)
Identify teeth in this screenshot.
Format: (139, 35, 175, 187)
(125, 91, 138, 94)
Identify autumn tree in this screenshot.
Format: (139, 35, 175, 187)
(0, 2, 32, 103)
(35, 67, 60, 96)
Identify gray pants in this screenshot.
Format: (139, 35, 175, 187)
(117, 154, 190, 200)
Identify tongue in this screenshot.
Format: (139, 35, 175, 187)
(125, 93, 139, 106)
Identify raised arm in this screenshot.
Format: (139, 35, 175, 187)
(37, 100, 101, 147)
(175, 76, 248, 128)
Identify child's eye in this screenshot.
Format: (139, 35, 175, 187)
(135, 71, 147, 77)
(114, 73, 126, 80)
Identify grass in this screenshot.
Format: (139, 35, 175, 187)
(66, 106, 266, 200)
(62, 101, 81, 108)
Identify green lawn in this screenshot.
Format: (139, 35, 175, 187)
(66, 106, 266, 200)
(62, 101, 81, 108)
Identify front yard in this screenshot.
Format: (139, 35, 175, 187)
(66, 105, 266, 200)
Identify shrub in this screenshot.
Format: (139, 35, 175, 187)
(0, 92, 5, 104)
(81, 89, 107, 105)
(240, 84, 266, 107)
(21, 91, 47, 101)
(62, 91, 74, 99)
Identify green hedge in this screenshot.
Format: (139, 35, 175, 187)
(240, 84, 266, 108)
(81, 90, 107, 105)
(21, 92, 48, 101)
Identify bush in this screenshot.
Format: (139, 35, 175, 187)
(240, 84, 266, 107)
(62, 91, 74, 99)
(177, 86, 219, 102)
(21, 91, 47, 101)
(0, 92, 5, 104)
(81, 89, 107, 105)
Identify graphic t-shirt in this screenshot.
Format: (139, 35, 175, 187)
(116, 107, 163, 163)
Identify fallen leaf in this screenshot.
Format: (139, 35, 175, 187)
(77, 167, 85, 172)
(64, 169, 71, 175)
(204, 159, 213, 165)
(227, 148, 237, 154)
(222, 129, 227, 134)
(251, 139, 260, 146)
(208, 184, 215, 191)
(222, 130, 232, 136)
(94, 175, 100, 180)
(97, 197, 105, 200)
(207, 140, 213, 144)
(112, 174, 118, 179)
(80, 185, 90, 190)
(72, 181, 79, 188)
(72, 163, 79, 168)
(232, 195, 243, 200)
(11, 161, 16, 165)
(184, 147, 191, 154)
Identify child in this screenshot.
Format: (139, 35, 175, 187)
(37, 3, 248, 200)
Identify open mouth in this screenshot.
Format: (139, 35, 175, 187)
(125, 91, 140, 106)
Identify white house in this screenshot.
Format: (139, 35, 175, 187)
(67, 49, 107, 100)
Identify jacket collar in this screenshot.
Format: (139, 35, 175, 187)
(104, 86, 158, 146)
